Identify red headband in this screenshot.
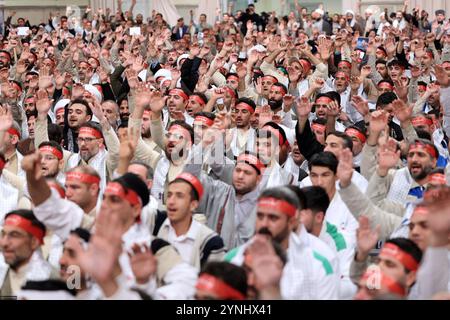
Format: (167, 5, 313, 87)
(39, 146, 63, 160)
(409, 142, 437, 159)
(426, 50, 434, 59)
(48, 182, 66, 198)
(176, 172, 204, 200)
(346, 128, 366, 143)
(379, 82, 394, 91)
(264, 126, 288, 146)
(413, 206, 429, 216)
(338, 60, 352, 68)
(56, 108, 65, 116)
(190, 95, 206, 106)
(224, 86, 236, 99)
(196, 274, 245, 300)
(79, 127, 102, 139)
(0, 52, 11, 61)
(361, 271, 406, 297)
(235, 102, 255, 114)
(311, 123, 326, 133)
(417, 84, 427, 91)
(227, 75, 240, 83)
(237, 153, 265, 174)
(169, 124, 192, 142)
(105, 182, 142, 207)
(66, 172, 101, 185)
(335, 71, 349, 81)
(380, 243, 419, 271)
(262, 75, 278, 84)
(428, 173, 447, 185)
(411, 117, 433, 127)
(299, 59, 312, 74)
(7, 127, 21, 138)
(258, 197, 297, 217)
(0, 157, 5, 170)
(10, 82, 22, 93)
(4, 214, 45, 245)
(169, 89, 189, 101)
(194, 116, 214, 127)
(271, 84, 287, 95)
(315, 96, 333, 105)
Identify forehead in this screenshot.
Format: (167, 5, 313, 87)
(2, 224, 27, 234)
(326, 135, 343, 144)
(310, 166, 333, 175)
(127, 164, 148, 178)
(168, 181, 192, 194)
(69, 103, 87, 111)
(411, 212, 428, 223)
(234, 161, 256, 173)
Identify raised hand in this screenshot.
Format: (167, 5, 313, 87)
(356, 216, 380, 261)
(283, 94, 295, 111)
(149, 90, 168, 115)
(337, 148, 354, 188)
(134, 82, 153, 109)
(0, 105, 13, 132)
(377, 138, 400, 174)
(131, 55, 144, 73)
(360, 65, 372, 78)
(35, 89, 53, 117)
(125, 68, 139, 90)
(258, 105, 274, 128)
(21, 151, 43, 180)
(39, 66, 53, 89)
(119, 126, 138, 162)
(434, 64, 450, 88)
(295, 96, 313, 118)
(351, 95, 369, 116)
(128, 243, 157, 284)
(369, 110, 389, 133)
(391, 99, 412, 123)
(327, 100, 341, 118)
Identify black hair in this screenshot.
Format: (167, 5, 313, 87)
(200, 262, 247, 299)
(378, 79, 395, 87)
(168, 120, 194, 143)
(80, 121, 104, 140)
(69, 99, 93, 116)
(285, 185, 306, 210)
(384, 238, 422, 273)
(309, 151, 339, 174)
(113, 172, 150, 207)
(324, 91, 341, 107)
(48, 123, 63, 145)
(415, 129, 432, 141)
(170, 177, 200, 201)
(261, 121, 288, 146)
(70, 228, 91, 243)
(301, 186, 330, 214)
(376, 92, 398, 108)
(271, 82, 288, 94)
(236, 97, 256, 111)
(129, 160, 154, 180)
(410, 138, 439, 159)
(312, 118, 327, 126)
(329, 131, 353, 150)
(194, 111, 216, 121)
(4, 209, 46, 236)
(118, 121, 129, 130)
(375, 59, 387, 66)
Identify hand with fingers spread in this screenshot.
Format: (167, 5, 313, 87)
(356, 216, 381, 262)
(391, 99, 412, 124)
(134, 82, 153, 110)
(149, 90, 168, 116)
(295, 96, 312, 118)
(71, 83, 85, 100)
(434, 64, 450, 88)
(129, 243, 157, 284)
(258, 105, 274, 128)
(54, 70, 67, 89)
(360, 65, 372, 79)
(125, 68, 139, 90)
(327, 100, 341, 118)
(246, 235, 283, 299)
(423, 188, 450, 246)
(351, 95, 369, 117)
(39, 66, 53, 89)
(311, 78, 325, 91)
(283, 95, 295, 112)
(131, 55, 144, 73)
(35, 89, 54, 120)
(337, 148, 354, 188)
(377, 138, 400, 176)
(0, 104, 14, 133)
(369, 110, 389, 134)
(255, 76, 263, 96)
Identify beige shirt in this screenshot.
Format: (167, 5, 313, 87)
(9, 264, 28, 295)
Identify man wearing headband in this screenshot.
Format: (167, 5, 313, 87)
(195, 261, 247, 300)
(369, 138, 438, 210)
(101, 100, 120, 132)
(387, 60, 405, 82)
(256, 127, 295, 190)
(0, 50, 12, 69)
(377, 79, 395, 95)
(345, 126, 367, 171)
(38, 141, 65, 185)
(229, 98, 257, 158)
(267, 83, 288, 113)
(225, 73, 240, 90)
(226, 187, 339, 299)
(186, 92, 208, 118)
(154, 172, 225, 270)
(0, 209, 54, 296)
(192, 112, 215, 145)
(352, 238, 422, 299)
(165, 88, 193, 128)
(0, 121, 25, 178)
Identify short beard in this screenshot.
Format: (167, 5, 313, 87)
(8, 255, 29, 271)
(268, 99, 283, 111)
(411, 165, 432, 181)
(80, 152, 93, 162)
(142, 129, 151, 139)
(233, 183, 256, 196)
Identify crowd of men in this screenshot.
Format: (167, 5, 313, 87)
(0, 0, 449, 300)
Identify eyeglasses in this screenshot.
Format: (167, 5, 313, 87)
(77, 137, 97, 144)
(165, 132, 185, 140)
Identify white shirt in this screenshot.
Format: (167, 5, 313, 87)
(300, 169, 368, 193)
(326, 192, 359, 238)
(164, 219, 200, 265)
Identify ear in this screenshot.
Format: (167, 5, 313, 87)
(314, 212, 325, 225)
(405, 270, 417, 288)
(146, 179, 153, 190)
(190, 199, 199, 212)
(98, 138, 104, 148)
(89, 183, 99, 197)
(58, 159, 64, 171)
(30, 236, 40, 251)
